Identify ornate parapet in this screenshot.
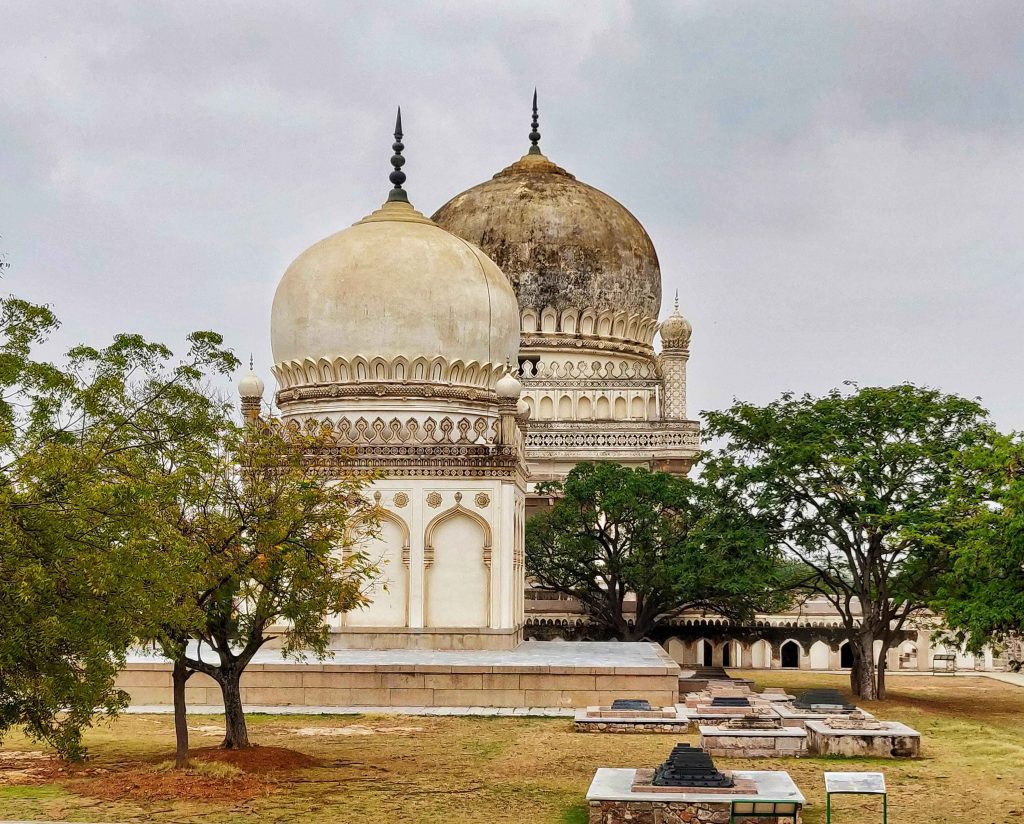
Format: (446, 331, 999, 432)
(525, 419, 700, 468)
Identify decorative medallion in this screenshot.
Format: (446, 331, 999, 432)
(426, 491, 443, 508)
(474, 492, 490, 508)
(393, 492, 409, 508)
(454, 491, 463, 503)
(373, 490, 382, 503)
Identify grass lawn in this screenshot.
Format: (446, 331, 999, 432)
(0, 671, 1022, 824)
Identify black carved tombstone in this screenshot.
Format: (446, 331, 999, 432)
(652, 743, 735, 788)
(611, 699, 653, 711)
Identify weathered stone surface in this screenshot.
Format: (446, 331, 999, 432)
(574, 721, 691, 734)
(588, 799, 800, 824)
(433, 152, 662, 329)
(805, 721, 921, 758)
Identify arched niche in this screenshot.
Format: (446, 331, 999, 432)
(751, 638, 772, 669)
(809, 639, 831, 670)
(346, 511, 410, 627)
(424, 505, 491, 628)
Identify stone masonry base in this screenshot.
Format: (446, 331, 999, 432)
(588, 800, 801, 824)
(117, 643, 680, 709)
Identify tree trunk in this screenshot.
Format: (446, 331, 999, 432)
(172, 659, 192, 768)
(849, 654, 862, 697)
(218, 671, 249, 749)
(875, 642, 889, 700)
(857, 632, 878, 700)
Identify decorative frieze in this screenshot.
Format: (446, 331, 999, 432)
(520, 357, 659, 381)
(526, 421, 700, 455)
(273, 354, 500, 391)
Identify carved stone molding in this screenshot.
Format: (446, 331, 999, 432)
(276, 382, 498, 407)
(304, 443, 528, 482)
(282, 414, 498, 447)
(519, 357, 660, 381)
(520, 334, 654, 359)
(273, 354, 502, 391)
(525, 421, 700, 455)
(520, 306, 659, 347)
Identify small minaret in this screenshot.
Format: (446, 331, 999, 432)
(658, 292, 692, 421)
(495, 359, 524, 447)
(237, 356, 265, 423)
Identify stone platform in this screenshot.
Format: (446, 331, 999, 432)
(805, 719, 921, 758)
(698, 723, 808, 757)
(587, 768, 804, 824)
(574, 705, 691, 733)
(117, 641, 680, 709)
(774, 704, 875, 729)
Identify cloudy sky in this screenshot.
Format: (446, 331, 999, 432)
(2, 1, 1022, 429)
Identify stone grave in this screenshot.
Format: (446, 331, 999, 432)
(586, 743, 805, 824)
(574, 697, 690, 733)
(774, 688, 872, 729)
(805, 712, 921, 758)
(699, 713, 808, 757)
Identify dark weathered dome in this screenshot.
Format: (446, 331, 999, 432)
(431, 152, 661, 323)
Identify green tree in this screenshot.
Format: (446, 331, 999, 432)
(157, 420, 380, 757)
(937, 433, 1024, 659)
(0, 295, 236, 759)
(525, 461, 790, 641)
(703, 384, 992, 700)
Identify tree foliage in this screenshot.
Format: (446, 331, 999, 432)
(702, 384, 993, 699)
(525, 461, 790, 641)
(938, 433, 1024, 657)
(155, 420, 380, 756)
(0, 295, 237, 758)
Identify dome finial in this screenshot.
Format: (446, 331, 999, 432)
(674, 289, 679, 312)
(249, 352, 254, 371)
(528, 88, 541, 155)
(387, 107, 408, 203)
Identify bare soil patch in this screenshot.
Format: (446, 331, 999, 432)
(0, 751, 71, 785)
(72, 745, 318, 803)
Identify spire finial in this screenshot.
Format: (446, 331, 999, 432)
(249, 353, 254, 371)
(528, 88, 541, 155)
(387, 107, 408, 203)
(673, 290, 679, 312)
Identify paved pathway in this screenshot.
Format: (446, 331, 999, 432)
(125, 704, 577, 717)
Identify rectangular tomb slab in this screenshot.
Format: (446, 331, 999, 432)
(574, 705, 691, 734)
(774, 704, 874, 729)
(698, 724, 808, 757)
(587, 768, 805, 824)
(805, 719, 921, 758)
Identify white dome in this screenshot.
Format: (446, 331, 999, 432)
(495, 371, 523, 399)
(271, 200, 520, 394)
(237, 370, 265, 399)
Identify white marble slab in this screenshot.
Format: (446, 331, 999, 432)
(586, 768, 806, 805)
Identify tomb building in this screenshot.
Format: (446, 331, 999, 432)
(269, 111, 527, 650)
(432, 93, 700, 510)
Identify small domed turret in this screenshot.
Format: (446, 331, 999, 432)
(495, 368, 523, 400)
(659, 292, 692, 350)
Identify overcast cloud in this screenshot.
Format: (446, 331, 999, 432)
(1, 0, 1022, 429)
